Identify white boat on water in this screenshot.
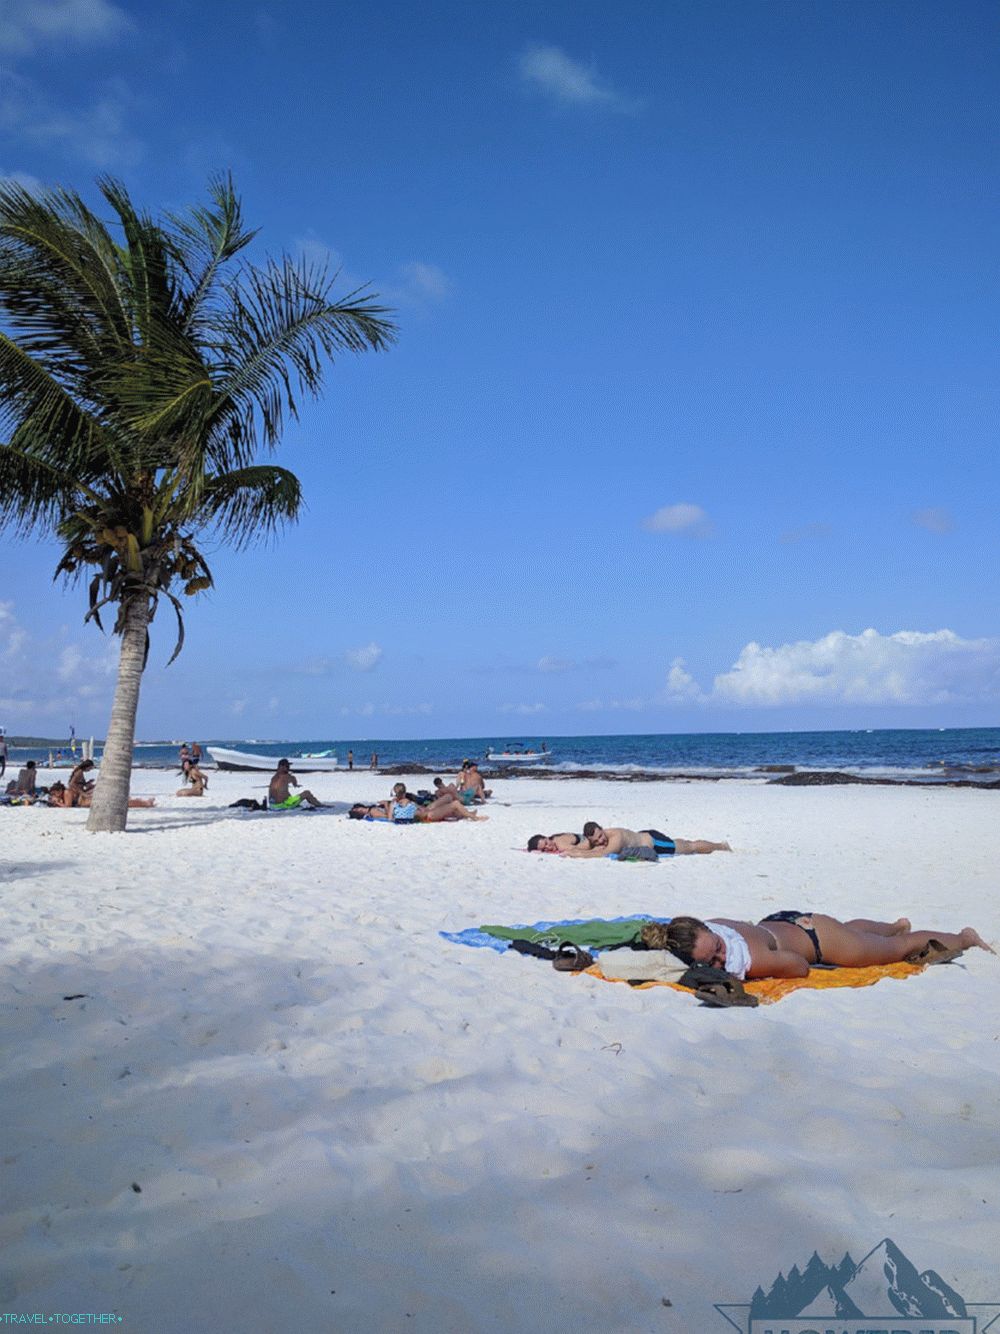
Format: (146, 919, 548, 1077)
(484, 747, 552, 764)
(208, 746, 339, 772)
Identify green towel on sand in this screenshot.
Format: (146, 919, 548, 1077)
(480, 918, 648, 950)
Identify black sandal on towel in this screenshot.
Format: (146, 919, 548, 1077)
(552, 944, 595, 972)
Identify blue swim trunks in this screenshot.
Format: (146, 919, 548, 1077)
(640, 828, 676, 855)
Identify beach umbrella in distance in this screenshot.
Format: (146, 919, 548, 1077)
(0, 175, 396, 830)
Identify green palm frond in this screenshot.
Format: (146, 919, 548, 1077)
(0, 330, 106, 468)
(0, 443, 78, 535)
(206, 256, 395, 467)
(97, 177, 179, 340)
(200, 464, 302, 546)
(0, 179, 131, 350)
(168, 173, 259, 335)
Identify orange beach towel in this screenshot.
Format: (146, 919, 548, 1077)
(588, 960, 925, 1005)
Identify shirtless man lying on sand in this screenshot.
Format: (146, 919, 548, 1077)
(535, 821, 730, 857)
(644, 913, 994, 980)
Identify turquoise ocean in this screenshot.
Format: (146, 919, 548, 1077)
(13, 728, 1000, 781)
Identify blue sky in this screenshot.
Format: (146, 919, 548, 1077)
(1, 0, 998, 740)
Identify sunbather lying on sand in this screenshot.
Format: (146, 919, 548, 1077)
(537, 822, 730, 856)
(46, 780, 154, 809)
(527, 832, 587, 852)
(644, 913, 994, 980)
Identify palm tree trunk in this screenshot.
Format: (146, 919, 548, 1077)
(86, 597, 151, 833)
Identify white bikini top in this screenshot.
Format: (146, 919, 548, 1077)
(712, 922, 752, 979)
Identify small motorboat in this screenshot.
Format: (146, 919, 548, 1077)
(484, 746, 552, 764)
(208, 746, 339, 772)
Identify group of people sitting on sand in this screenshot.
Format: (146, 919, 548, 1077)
(2, 758, 155, 809)
(345, 759, 493, 824)
(527, 821, 731, 858)
(349, 780, 488, 823)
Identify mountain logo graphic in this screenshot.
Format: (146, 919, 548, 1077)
(715, 1238, 999, 1334)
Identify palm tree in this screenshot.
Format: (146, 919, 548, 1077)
(0, 175, 395, 831)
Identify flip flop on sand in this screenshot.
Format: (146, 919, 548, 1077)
(552, 944, 595, 972)
(691, 977, 759, 1008)
(904, 938, 966, 966)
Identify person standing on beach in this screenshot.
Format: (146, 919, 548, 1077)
(268, 759, 324, 809)
(190, 741, 202, 765)
(0, 733, 7, 779)
(347, 749, 354, 770)
(370, 752, 378, 770)
(178, 743, 191, 767)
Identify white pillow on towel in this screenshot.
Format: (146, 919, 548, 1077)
(596, 949, 691, 984)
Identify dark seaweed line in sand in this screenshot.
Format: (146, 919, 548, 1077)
(379, 763, 1000, 788)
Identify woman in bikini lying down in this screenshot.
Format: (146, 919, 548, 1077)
(526, 832, 585, 852)
(643, 912, 994, 980)
(349, 785, 488, 823)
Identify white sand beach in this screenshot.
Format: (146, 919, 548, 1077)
(2, 770, 999, 1331)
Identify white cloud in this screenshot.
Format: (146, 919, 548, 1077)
(664, 657, 701, 702)
(399, 261, 450, 301)
(0, 167, 44, 192)
(665, 628, 1000, 708)
(0, 69, 141, 167)
(294, 231, 344, 275)
(499, 702, 546, 715)
(344, 642, 383, 673)
(231, 698, 248, 716)
(913, 507, 954, 535)
(518, 44, 626, 108)
(0, 601, 28, 660)
(0, 600, 117, 722)
(56, 644, 83, 682)
(382, 259, 451, 308)
(641, 502, 713, 537)
(0, 0, 131, 55)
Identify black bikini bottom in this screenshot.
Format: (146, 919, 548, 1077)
(760, 910, 823, 964)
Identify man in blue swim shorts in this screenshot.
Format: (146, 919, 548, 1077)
(560, 822, 731, 858)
